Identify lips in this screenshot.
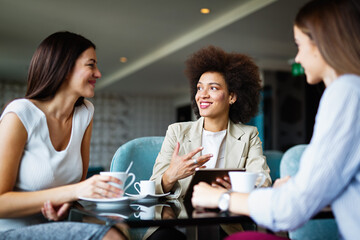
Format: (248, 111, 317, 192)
(88, 80, 96, 87)
(199, 101, 211, 109)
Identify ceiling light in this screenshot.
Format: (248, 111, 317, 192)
(200, 8, 210, 14)
(119, 57, 127, 63)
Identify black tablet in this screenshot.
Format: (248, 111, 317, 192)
(183, 168, 245, 207)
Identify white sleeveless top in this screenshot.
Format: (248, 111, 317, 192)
(0, 98, 94, 231)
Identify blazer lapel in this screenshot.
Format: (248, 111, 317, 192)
(182, 117, 204, 158)
(225, 120, 246, 168)
(180, 118, 204, 193)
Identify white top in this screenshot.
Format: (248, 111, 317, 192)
(0, 98, 94, 231)
(202, 129, 227, 168)
(248, 74, 360, 240)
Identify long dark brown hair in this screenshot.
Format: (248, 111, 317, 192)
(295, 0, 360, 76)
(25, 31, 96, 106)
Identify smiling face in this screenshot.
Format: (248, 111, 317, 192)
(195, 72, 236, 123)
(65, 47, 101, 98)
(294, 26, 329, 85)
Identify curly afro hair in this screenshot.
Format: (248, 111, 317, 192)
(184, 45, 262, 124)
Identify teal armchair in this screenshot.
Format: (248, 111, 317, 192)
(263, 150, 283, 183)
(280, 144, 339, 240)
(110, 136, 164, 194)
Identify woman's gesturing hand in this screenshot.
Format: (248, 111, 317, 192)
(161, 142, 212, 193)
(74, 175, 124, 199)
(165, 142, 212, 183)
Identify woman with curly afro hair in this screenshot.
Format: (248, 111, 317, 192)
(187, 45, 262, 124)
(150, 46, 271, 201)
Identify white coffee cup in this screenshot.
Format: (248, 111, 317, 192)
(134, 180, 155, 195)
(134, 205, 155, 220)
(229, 171, 266, 193)
(100, 172, 135, 194)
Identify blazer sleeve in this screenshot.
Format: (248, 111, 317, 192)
(244, 127, 272, 187)
(150, 124, 182, 198)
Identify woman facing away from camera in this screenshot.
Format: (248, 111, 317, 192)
(150, 45, 271, 200)
(0, 32, 125, 239)
(192, 0, 360, 239)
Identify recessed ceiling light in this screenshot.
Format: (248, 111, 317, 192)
(119, 57, 127, 63)
(200, 8, 210, 14)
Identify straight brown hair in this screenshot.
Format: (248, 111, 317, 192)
(25, 31, 96, 106)
(295, 0, 360, 76)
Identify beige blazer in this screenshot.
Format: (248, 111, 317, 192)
(150, 117, 271, 199)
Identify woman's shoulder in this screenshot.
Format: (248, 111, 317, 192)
(231, 121, 258, 132)
(1, 98, 40, 118)
(168, 119, 201, 133)
(322, 74, 360, 104)
(230, 121, 259, 138)
(3, 98, 32, 109)
(74, 99, 94, 127)
(76, 99, 94, 116)
(81, 99, 94, 111)
(1, 98, 42, 133)
(168, 121, 194, 129)
(335, 74, 360, 91)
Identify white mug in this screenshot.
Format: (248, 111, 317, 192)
(100, 172, 135, 194)
(134, 180, 155, 195)
(229, 171, 266, 193)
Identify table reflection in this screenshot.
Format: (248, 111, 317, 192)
(71, 197, 253, 227)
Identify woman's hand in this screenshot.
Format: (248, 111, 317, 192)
(212, 176, 232, 190)
(41, 201, 71, 221)
(162, 142, 212, 192)
(74, 175, 124, 199)
(273, 176, 291, 188)
(192, 182, 226, 209)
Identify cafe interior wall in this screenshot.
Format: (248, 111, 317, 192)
(0, 70, 322, 170)
(0, 79, 176, 171)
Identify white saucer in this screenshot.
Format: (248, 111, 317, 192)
(125, 192, 170, 200)
(79, 196, 136, 209)
(130, 203, 170, 208)
(79, 196, 131, 203)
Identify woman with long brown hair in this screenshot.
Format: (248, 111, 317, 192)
(0, 31, 125, 239)
(192, 0, 360, 239)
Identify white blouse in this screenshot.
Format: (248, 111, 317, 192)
(248, 74, 360, 240)
(201, 129, 227, 168)
(0, 98, 94, 231)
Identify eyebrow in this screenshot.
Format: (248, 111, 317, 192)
(197, 81, 222, 86)
(88, 59, 97, 63)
